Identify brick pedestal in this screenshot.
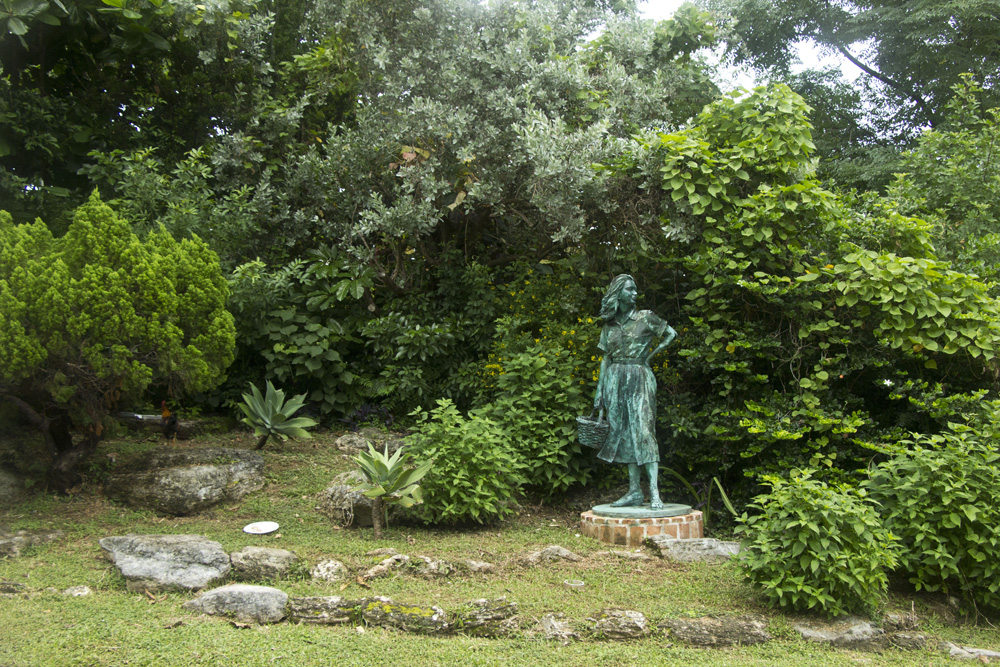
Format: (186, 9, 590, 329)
(580, 510, 704, 547)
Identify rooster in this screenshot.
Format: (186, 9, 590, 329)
(161, 400, 179, 445)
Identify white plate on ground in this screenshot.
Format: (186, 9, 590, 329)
(243, 521, 279, 534)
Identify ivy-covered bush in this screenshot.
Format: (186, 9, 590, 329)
(405, 399, 525, 525)
(737, 471, 900, 617)
(867, 428, 1000, 611)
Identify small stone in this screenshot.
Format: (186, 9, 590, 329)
(363, 554, 410, 579)
(182, 584, 288, 625)
(411, 556, 453, 577)
(288, 596, 358, 625)
(940, 642, 1000, 661)
(0, 529, 64, 558)
(310, 559, 349, 582)
(366, 548, 398, 557)
(888, 633, 928, 651)
(464, 559, 496, 574)
(62, 586, 93, 597)
(360, 596, 450, 634)
(536, 613, 577, 641)
(230, 546, 298, 582)
(524, 545, 583, 564)
(333, 432, 372, 452)
(590, 609, 648, 640)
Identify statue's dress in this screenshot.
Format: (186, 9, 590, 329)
(595, 310, 670, 465)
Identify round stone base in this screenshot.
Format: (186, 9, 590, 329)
(580, 509, 704, 547)
(591, 503, 692, 519)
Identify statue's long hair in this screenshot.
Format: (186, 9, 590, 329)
(600, 274, 635, 320)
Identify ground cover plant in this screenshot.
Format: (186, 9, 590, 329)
(2, 429, 1000, 667)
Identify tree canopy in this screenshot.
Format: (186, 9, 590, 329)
(2, 0, 1000, 506)
(0, 191, 235, 488)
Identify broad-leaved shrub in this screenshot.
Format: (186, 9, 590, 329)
(737, 471, 900, 617)
(867, 430, 1000, 611)
(406, 399, 525, 525)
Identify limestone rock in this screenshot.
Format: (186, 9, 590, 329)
(104, 448, 265, 516)
(183, 584, 287, 624)
(310, 559, 349, 582)
(334, 429, 405, 456)
(645, 536, 740, 563)
(316, 471, 375, 527)
(360, 596, 450, 634)
(464, 559, 496, 574)
(941, 641, 1000, 661)
(333, 432, 370, 452)
(99, 534, 230, 592)
(366, 548, 398, 557)
(62, 585, 93, 597)
(454, 598, 518, 637)
(792, 616, 886, 650)
(536, 613, 577, 641)
(0, 469, 27, 504)
(661, 615, 771, 646)
(590, 609, 648, 640)
(889, 633, 928, 651)
(0, 528, 64, 558)
(363, 554, 410, 579)
(288, 596, 359, 625)
(524, 545, 583, 564)
(230, 546, 298, 582)
(412, 555, 453, 577)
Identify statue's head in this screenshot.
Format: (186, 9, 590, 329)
(600, 274, 636, 320)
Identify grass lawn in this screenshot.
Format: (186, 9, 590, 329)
(1, 428, 997, 666)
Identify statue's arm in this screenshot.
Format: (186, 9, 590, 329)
(645, 324, 677, 365)
(594, 356, 609, 408)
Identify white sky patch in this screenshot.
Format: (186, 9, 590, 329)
(639, 0, 863, 86)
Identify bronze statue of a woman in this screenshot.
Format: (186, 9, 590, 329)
(593, 275, 677, 509)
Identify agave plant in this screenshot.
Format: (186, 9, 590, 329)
(239, 380, 318, 450)
(353, 443, 433, 539)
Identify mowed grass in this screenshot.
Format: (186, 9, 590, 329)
(0, 429, 997, 667)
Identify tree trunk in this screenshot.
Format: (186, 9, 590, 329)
(3, 395, 99, 492)
(50, 431, 100, 492)
(371, 496, 384, 540)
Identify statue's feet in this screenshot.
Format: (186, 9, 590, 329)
(649, 497, 663, 510)
(610, 490, 644, 507)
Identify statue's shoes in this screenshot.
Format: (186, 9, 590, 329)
(610, 491, 644, 507)
(649, 499, 663, 510)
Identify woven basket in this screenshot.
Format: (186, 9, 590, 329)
(577, 408, 609, 449)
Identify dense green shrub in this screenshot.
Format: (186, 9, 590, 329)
(867, 429, 1000, 611)
(226, 246, 373, 418)
(484, 344, 592, 495)
(737, 471, 900, 617)
(0, 192, 235, 487)
(405, 400, 525, 525)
